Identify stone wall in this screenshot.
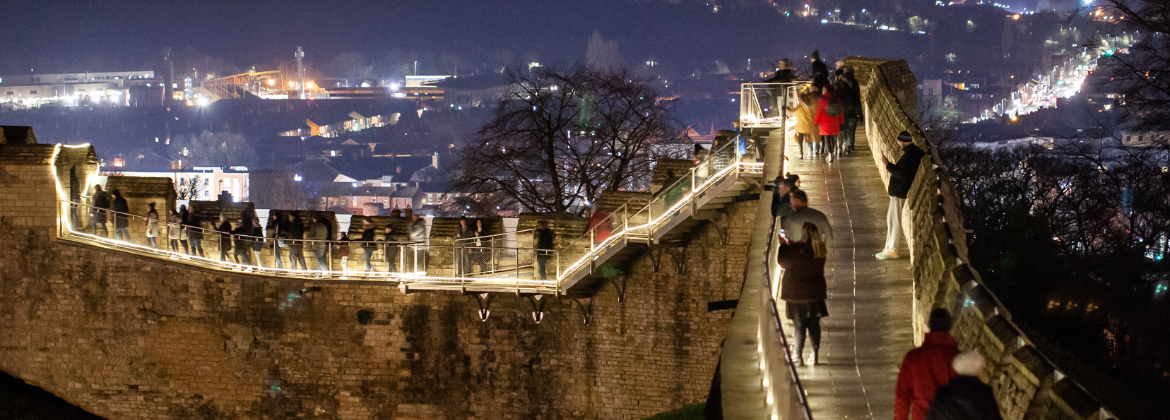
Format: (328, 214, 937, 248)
(846, 57, 1114, 420)
(0, 141, 754, 419)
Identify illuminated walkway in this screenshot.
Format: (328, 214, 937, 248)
(781, 128, 915, 419)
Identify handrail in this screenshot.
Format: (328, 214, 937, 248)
(762, 206, 815, 419)
(52, 141, 763, 294)
(554, 139, 764, 283)
(59, 200, 557, 291)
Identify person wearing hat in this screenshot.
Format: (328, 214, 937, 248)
(877, 131, 926, 260)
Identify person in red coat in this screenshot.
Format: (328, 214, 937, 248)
(814, 84, 844, 162)
(896, 309, 961, 420)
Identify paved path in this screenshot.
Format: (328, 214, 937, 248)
(781, 129, 915, 420)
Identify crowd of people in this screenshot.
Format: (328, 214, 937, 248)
(77, 191, 563, 279)
(769, 51, 863, 163)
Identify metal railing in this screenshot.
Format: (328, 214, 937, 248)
(740, 82, 804, 129)
(57, 201, 559, 292)
(52, 140, 762, 293)
(555, 139, 764, 282)
(760, 211, 814, 419)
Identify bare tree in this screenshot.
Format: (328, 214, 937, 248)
(175, 175, 207, 200)
(170, 131, 254, 168)
(451, 66, 680, 215)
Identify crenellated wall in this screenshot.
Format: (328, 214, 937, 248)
(0, 138, 755, 419)
(846, 57, 1115, 420)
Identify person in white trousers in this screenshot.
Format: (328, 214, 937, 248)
(877, 131, 925, 260)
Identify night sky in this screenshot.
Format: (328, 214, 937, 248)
(0, 0, 931, 76)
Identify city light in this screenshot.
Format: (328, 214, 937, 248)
(267, 79, 276, 86)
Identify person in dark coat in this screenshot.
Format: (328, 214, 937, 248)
(185, 208, 204, 257)
(216, 214, 232, 262)
(534, 220, 555, 280)
(455, 217, 475, 275)
(781, 190, 833, 245)
(810, 50, 829, 79)
(251, 216, 264, 269)
(232, 216, 252, 265)
(835, 66, 863, 153)
(877, 131, 926, 260)
(110, 189, 130, 241)
(91, 184, 110, 237)
(360, 219, 377, 272)
(286, 213, 307, 270)
(895, 309, 961, 420)
(764, 58, 796, 83)
(770, 175, 800, 219)
(777, 222, 829, 366)
(268, 211, 284, 269)
(927, 351, 1003, 420)
(383, 226, 400, 273)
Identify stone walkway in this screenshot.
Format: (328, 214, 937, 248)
(781, 129, 915, 420)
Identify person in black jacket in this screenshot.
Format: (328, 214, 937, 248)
(534, 220, 555, 280)
(232, 216, 252, 265)
(110, 189, 130, 241)
(91, 185, 110, 237)
(360, 219, 377, 272)
(810, 50, 828, 79)
(876, 131, 926, 260)
(927, 351, 1003, 420)
(286, 213, 307, 270)
(217, 214, 233, 262)
(770, 175, 799, 220)
(777, 222, 829, 366)
(834, 65, 863, 154)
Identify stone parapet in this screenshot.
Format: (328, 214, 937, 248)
(845, 57, 1115, 420)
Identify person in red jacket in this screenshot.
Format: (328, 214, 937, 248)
(895, 309, 961, 420)
(814, 84, 844, 162)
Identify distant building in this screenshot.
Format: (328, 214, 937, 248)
(115, 167, 250, 202)
(0, 71, 157, 107)
(278, 112, 400, 138)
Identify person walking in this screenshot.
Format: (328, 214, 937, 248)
(185, 208, 204, 258)
(269, 211, 285, 269)
(168, 209, 186, 253)
(383, 226, 400, 273)
(815, 84, 844, 162)
(360, 219, 377, 272)
(780, 190, 833, 245)
(776, 222, 830, 366)
(835, 66, 863, 154)
(408, 214, 427, 272)
(251, 216, 264, 269)
(877, 131, 926, 260)
(145, 202, 160, 249)
(337, 232, 351, 278)
(770, 175, 800, 220)
(91, 184, 110, 237)
(787, 85, 821, 159)
(286, 213, 307, 270)
(472, 219, 487, 273)
(111, 189, 130, 241)
(308, 214, 331, 273)
(232, 216, 252, 266)
(534, 220, 555, 280)
(216, 214, 232, 262)
(895, 309, 961, 420)
(927, 351, 1003, 420)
